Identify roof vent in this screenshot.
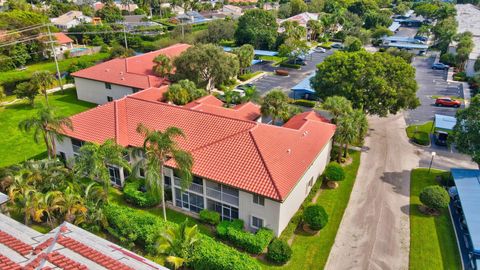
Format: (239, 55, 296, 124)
(121, 77, 125, 80)
(287, 149, 291, 154)
(120, 71, 124, 75)
(105, 68, 110, 72)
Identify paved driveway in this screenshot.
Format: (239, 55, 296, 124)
(249, 49, 336, 96)
(405, 56, 464, 125)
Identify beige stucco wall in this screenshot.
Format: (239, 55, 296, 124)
(239, 190, 281, 234)
(277, 139, 332, 236)
(74, 77, 134, 104)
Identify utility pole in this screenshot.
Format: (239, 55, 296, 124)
(123, 23, 128, 50)
(47, 24, 64, 92)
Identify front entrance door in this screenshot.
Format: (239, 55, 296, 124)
(182, 192, 190, 210)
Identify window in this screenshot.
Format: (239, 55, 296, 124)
(175, 188, 204, 213)
(107, 96, 113, 102)
(139, 168, 145, 178)
(253, 194, 264, 206)
(308, 177, 314, 187)
(207, 199, 239, 221)
(164, 175, 171, 186)
(251, 216, 264, 229)
(71, 138, 84, 154)
(132, 88, 140, 93)
(105, 82, 112, 89)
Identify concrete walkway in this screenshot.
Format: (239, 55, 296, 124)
(325, 113, 477, 270)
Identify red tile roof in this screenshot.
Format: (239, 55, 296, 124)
(60, 95, 335, 201)
(72, 43, 190, 89)
(54, 32, 73, 44)
(185, 95, 261, 121)
(283, 111, 330, 129)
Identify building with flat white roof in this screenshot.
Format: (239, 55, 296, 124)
(453, 4, 480, 77)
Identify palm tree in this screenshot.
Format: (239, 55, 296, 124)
(31, 71, 55, 106)
(153, 54, 172, 77)
(134, 123, 193, 221)
(261, 89, 290, 125)
(18, 105, 73, 159)
(38, 191, 65, 228)
(8, 175, 38, 225)
(60, 184, 87, 225)
(319, 96, 353, 124)
(335, 109, 368, 161)
(156, 219, 200, 269)
(22, 159, 69, 192)
(344, 109, 368, 157)
(307, 20, 323, 41)
(74, 139, 130, 201)
(242, 85, 260, 103)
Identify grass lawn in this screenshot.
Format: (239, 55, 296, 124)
(261, 151, 361, 270)
(238, 71, 263, 82)
(258, 55, 286, 65)
(406, 121, 433, 146)
(409, 168, 461, 270)
(108, 187, 214, 236)
(0, 53, 109, 86)
(0, 88, 95, 168)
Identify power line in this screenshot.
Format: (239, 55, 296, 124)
(0, 24, 46, 38)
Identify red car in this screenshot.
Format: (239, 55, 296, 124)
(435, 97, 461, 107)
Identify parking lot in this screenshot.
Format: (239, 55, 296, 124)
(404, 55, 464, 125)
(247, 49, 336, 96)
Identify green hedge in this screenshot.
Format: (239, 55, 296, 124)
(279, 62, 301, 69)
(216, 220, 274, 254)
(123, 179, 159, 208)
(199, 209, 220, 225)
(266, 238, 292, 264)
(413, 131, 430, 146)
(290, 99, 316, 107)
(304, 204, 329, 230)
(104, 205, 260, 270)
(238, 71, 263, 81)
(319, 42, 333, 49)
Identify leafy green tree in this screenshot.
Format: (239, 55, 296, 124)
(200, 19, 236, 44)
(393, 3, 409, 15)
(344, 36, 363, 52)
(261, 90, 290, 125)
(475, 57, 480, 72)
(31, 71, 54, 106)
(347, 0, 378, 17)
(135, 124, 193, 221)
(173, 44, 239, 91)
(452, 95, 480, 168)
(454, 32, 474, 70)
(308, 0, 325, 13)
(9, 43, 30, 68)
(419, 185, 450, 212)
(414, 3, 439, 19)
(307, 20, 323, 41)
(432, 17, 457, 52)
(290, 0, 308, 15)
(18, 105, 73, 159)
(156, 219, 200, 269)
(371, 26, 393, 39)
(311, 51, 419, 116)
(364, 10, 392, 29)
(385, 47, 414, 63)
(165, 79, 206, 105)
(233, 44, 255, 75)
(242, 85, 260, 103)
(235, 9, 278, 50)
(14, 82, 38, 106)
(109, 45, 135, 59)
(278, 3, 292, 19)
(96, 2, 123, 22)
(74, 139, 130, 200)
(153, 54, 173, 77)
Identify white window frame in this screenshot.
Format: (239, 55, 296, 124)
(251, 216, 264, 229)
(253, 194, 265, 206)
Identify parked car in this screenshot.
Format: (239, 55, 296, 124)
(418, 50, 426, 56)
(432, 63, 449, 70)
(435, 97, 461, 107)
(331, 43, 343, 49)
(315, 46, 326, 53)
(237, 83, 254, 90)
(434, 131, 449, 146)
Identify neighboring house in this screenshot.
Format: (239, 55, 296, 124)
(263, 2, 280, 11)
(93, 1, 139, 12)
(122, 15, 161, 30)
(55, 87, 335, 236)
(175, 11, 209, 24)
(50, 11, 92, 30)
(229, 0, 258, 3)
(278, 12, 319, 29)
(451, 4, 480, 77)
(222, 4, 243, 17)
(0, 209, 167, 270)
(54, 32, 74, 55)
(71, 43, 190, 104)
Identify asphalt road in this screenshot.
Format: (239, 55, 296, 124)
(325, 114, 477, 270)
(405, 56, 464, 125)
(248, 49, 336, 96)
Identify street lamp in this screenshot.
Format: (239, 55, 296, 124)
(428, 152, 436, 173)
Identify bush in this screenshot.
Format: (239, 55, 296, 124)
(453, 72, 467, 82)
(123, 179, 159, 207)
(419, 185, 450, 211)
(266, 239, 292, 264)
(199, 209, 220, 225)
(319, 42, 333, 49)
(303, 204, 328, 230)
(290, 99, 316, 107)
(216, 220, 274, 254)
(279, 62, 301, 69)
(413, 131, 430, 146)
(324, 162, 346, 182)
(238, 71, 262, 81)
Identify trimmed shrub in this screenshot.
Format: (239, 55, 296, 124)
(266, 238, 292, 264)
(290, 99, 316, 107)
(216, 220, 274, 254)
(123, 179, 159, 207)
(413, 131, 430, 146)
(324, 162, 346, 182)
(303, 204, 328, 230)
(199, 209, 220, 225)
(238, 71, 262, 81)
(192, 237, 261, 270)
(419, 185, 450, 211)
(279, 62, 301, 69)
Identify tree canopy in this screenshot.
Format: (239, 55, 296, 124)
(452, 95, 480, 167)
(164, 79, 206, 105)
(311, 51, 419, 116)
(235, 9, 278, 50)
(232, 44, 255, 74)
(173, 44, 239, 91)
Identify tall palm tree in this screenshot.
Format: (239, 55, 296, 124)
(8, 175, 37, 225)
(18, 105, 73, 159)
(156, 219, 200, 269)
(134, 123, 193, 221)
(319, 96, 353, 124)
(38, 191, 65, 228)
(242, 85, 260, 103)
(334, 114, 356, 163)
(153, 54, 172, 77)
(344, 109, 368, 157)
(261, 89, 290, 125)
(31, 71, 55, 106)
(60, 184, 87, 225)
(74, 139, 130, 201)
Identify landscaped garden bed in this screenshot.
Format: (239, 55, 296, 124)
(406, 121, 433, 146)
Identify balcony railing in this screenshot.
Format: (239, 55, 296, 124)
(206, 186, 239, 206)
(174, 177, 203, 194)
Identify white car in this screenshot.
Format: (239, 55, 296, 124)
(314, 47, 326, 53)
